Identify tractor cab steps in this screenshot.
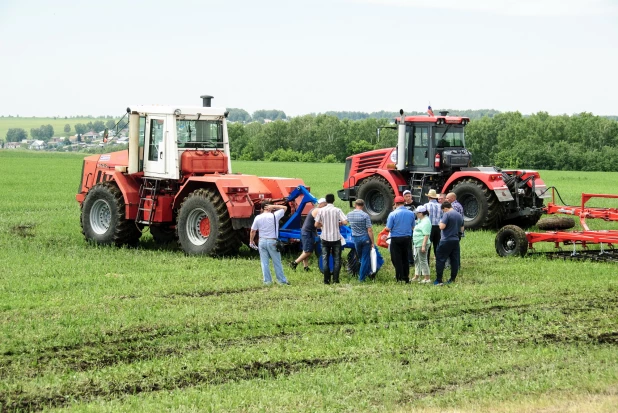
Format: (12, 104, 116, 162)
(410, 173, 428, 205)
(137, 177, 162, 225)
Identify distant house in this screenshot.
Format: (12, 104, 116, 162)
(29, 140, 46, 150)
(82, 131, 99, 140)
(6, 142, 21, 149)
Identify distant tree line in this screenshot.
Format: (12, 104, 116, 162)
(466, 111, 618, 171)
(5, 110, 618, 172)
(227, 111, 618, 171)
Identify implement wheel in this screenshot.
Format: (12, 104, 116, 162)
(537, 216, 575, 231)
(495, 225, 528, 257)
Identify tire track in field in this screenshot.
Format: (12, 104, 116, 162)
(1, 294, 615, 381)
(0, 356, 354, 412)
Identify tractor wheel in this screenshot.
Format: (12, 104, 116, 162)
(81, 182, 142, 246)
(150, 225, 177, 244)
(537, 216, 576, 231)
(495, 225, 528, 257)
(177, 188, 242, 256)
(452, 179, 502, 230)
(357, 176, 395, 223)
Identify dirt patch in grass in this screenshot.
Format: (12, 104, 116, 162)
(162, 286, 264, 298)
(9, 223, 36, 237)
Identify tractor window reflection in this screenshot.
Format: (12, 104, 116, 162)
(148, 119, 164, 161)
(177, 120, 223, 149)
(413, 126, 429, 167)
(434, 126, 465, 148)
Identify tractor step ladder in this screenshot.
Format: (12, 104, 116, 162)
(410, 173, 426, 205)
(137, 178, 161, 225)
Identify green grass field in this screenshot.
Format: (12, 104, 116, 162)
(0, 117, 114, 141)
(0, 150, 617, 412)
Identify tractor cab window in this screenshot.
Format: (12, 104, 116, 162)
(412, 126, 429, 167)
(176, 120, 223, 149)
(434, 125, 465, 148)
(148, 119, 164, 161)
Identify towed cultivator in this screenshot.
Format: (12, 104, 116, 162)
(496, 191, 618, 262)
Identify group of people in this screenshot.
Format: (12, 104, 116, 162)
(387, 189, 464, 285)
(249, 189, 465, 287)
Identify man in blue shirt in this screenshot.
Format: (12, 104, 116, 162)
(385, 196, 415, 283)
(347, 199, 374, 282)
(435, 201, 465, 285)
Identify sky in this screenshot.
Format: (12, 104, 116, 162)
(1, 0, 617, 117)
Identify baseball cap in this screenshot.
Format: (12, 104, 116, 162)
(317, 198, 326, 204)
(416, 205, 427, 213)
(403, 190, 411, 196)
(394, 195, 405, 203)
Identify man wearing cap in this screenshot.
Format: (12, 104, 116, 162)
(403, 189, 416, 267)
(423, 189, 443, 263)
(290, 198, 327, 272)
(315, 194, 348, 284)
(346, 199, 375, 282)
(385, 195, 415, 283)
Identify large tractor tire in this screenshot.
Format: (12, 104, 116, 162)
(495, 225, 528, 257)
(150, 225, 177, 244)
(177, 188, 242, 256)
(81, 182, 142, 247)
(537, 216, 576, 231)
(357, 176, 395, 223)
(452, 179, 502, 230)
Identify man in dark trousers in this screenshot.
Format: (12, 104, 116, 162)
(346, 199, 375, 282)
(315, 194, 348, 284)
(434, 201, 465, 286)
(385, 195, 415, 283)
(403, 189, 416, 267)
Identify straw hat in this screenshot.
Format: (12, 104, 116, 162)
(426, 189, 439, 199)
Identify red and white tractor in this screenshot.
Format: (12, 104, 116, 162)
(338, 109, 550, 230)
(76, 96, 309, 255)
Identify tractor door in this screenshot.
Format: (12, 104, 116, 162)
(406, 124, 433, 172)
(144, 115, 167, 176)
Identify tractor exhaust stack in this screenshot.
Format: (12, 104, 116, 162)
(200, 95, 213, 107)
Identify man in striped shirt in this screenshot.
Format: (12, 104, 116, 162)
(315, 194, 348, 284)
(423, 189, 443, 263)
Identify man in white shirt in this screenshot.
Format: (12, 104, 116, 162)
(249, 203, 290, 285)
(315, 194, 348, 284)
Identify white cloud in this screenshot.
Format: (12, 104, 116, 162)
(346, 0, 618, 16)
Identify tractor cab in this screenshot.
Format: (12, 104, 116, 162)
(126, 95, 232, 180)
(395, 111, 471, 175)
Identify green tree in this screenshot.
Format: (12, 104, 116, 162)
(74, 123, 87, 134)
(64, 124, 71, 133)
(92, 120, 105, 132)
(227, 108, 252, 123)
(105, 119, 116, 130)
(6, 128, 28, 142)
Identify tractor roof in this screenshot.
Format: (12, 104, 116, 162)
(130, 105, 226, 117)
(396, 115, 470, 124)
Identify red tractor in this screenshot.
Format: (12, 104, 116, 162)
(338, 109, 550, 230)
(76, 96, 309, 255)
